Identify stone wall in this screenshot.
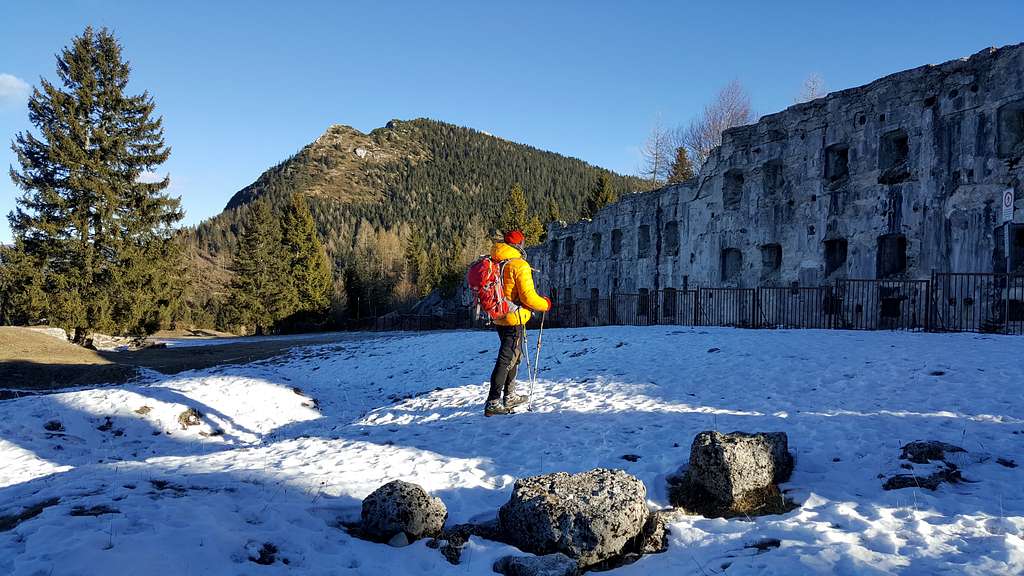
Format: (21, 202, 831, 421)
(533, 43, 1024, 303)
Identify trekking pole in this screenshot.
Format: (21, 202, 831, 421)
(527, 311, 545, 412)
(521, 321, 533, 407)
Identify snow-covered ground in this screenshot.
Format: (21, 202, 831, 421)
(1, 327, 1022, 575)
(153, 330, 357, 348)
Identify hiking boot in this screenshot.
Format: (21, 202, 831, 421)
(484, 400, 513, 417)
(503, 394, 528, 410)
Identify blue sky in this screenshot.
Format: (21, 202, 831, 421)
(2, 1, 1023, 242)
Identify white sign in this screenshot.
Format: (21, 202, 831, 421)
(1003, 188, 1015, 223)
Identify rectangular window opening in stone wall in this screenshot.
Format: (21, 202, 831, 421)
(723, 169, 744, 210)
(549, 239, 559, 263)
(762, 160, 785, 197)
(1010, 224, 1024, 273)
(611, 229, 622, 255)
(589, 288, 599, 318)
(999, 223, 1024, 272)
(664, 221, 680, 256)
(721, 248, 743, 282)
(663, 287, 677, 319)
(876, 234, 908, 279)
(825, 144, 850, 183)
(824, 238, 848, 277)
(997, 100, 1024, 158)
(879, 128, 910, 184)
(638, 288, 650, 316)
(563, 287, 573, 309)
(564, 237, 575, 260)
(591, 233, 601, 258)
(760, 243, 782, 283)
(638, 225, 651, 258)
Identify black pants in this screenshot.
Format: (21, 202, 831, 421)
(488, 325, 524, 403)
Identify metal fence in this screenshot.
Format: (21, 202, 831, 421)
(544, 273, 1023, 335)
(930, 272, 1024, 334)
(357, 273, 1024, 335)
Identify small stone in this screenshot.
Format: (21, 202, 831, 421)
(43, 420, 63, 432)
(493, 553, 578, 576)
(621, 454, 641, 462)
(387, 531, 410, 547)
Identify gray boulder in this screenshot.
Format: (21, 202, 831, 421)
(670, 431, 794, 517)
(498, 468, 649, 568)
(360, 480, 447, 542)
(493, 553, 578, 576)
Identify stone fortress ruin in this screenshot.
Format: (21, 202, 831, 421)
(533, 43, 1024, 330)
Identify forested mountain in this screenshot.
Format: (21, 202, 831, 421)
(183, 118, 647, 328)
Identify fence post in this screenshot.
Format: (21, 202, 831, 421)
(753, 287, 761, 328)
(694, 287, 701, 326)
(927, 270, 935, 332)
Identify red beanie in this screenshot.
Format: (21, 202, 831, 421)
(504, 230, 525, 246)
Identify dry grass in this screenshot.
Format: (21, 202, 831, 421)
(0, 326, 353, 394)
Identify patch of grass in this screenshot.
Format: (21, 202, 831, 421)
(69, 504, 119, 517)
(0, 497, 61, 532)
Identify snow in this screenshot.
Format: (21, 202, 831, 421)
(1, 327, 1022, 575)
(153, 330, 358, 348)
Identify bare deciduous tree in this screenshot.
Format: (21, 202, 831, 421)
(639, 115, 673, 186)
(795, 73, 827, 104)
(679, 80, 755, 170)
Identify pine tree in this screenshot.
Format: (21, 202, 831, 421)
(281, 194, 332, 318)
(667, 146, 695, 184)
(546, 199, 562, 223)
(0, 241, 46, 326)
(227, 201, 294, 334)
(498, 183, 529, 234)
(585, 173, 618, 218)
(404, 231, 432, 298)
(7, 27, 183, 338)
(525, 215, 544, 247)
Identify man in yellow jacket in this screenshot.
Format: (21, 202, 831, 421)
(485, 230, 552, 416)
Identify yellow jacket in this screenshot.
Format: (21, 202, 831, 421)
(490, 242, 551, 326)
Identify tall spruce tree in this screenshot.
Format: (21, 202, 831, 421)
(227, 201, 294, 334)
(281, 194, 332, 318)
(667, 146, 695, 184)
(585, 173, 618, 218)
(403, 231, 432, 298)
(497, 183, 544, 245)
(7, 27, 182, 338)
(546, 198, 562, 223)
(498, 182, 529, 234)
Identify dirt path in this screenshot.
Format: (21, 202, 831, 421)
(0, 327, 373, 396)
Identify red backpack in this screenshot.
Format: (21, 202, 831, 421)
(467, 256, 520, 321)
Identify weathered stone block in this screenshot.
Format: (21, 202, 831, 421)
(360, 480, 447, 542)
(670, 431, 794, 517)
(497, 468, 648, 568)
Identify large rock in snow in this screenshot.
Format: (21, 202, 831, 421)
(497, 468, 649, 568)
(670, 431, 794, 517)
(360, 480, 447, 542)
